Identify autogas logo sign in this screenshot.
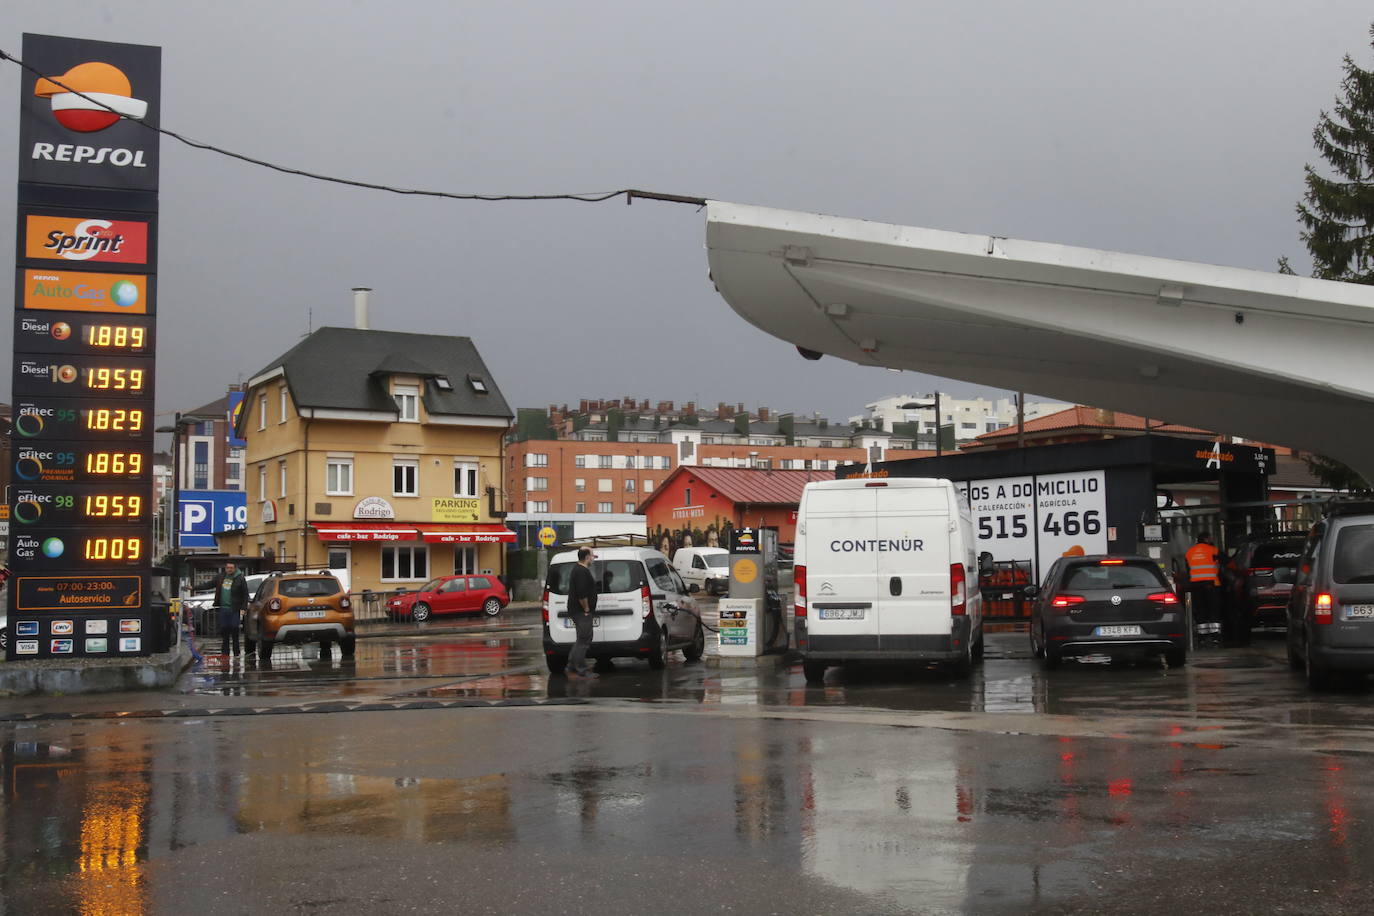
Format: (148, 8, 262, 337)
(22, 269, 149, 315)
(25, 214, 150, 265)
(19, 35, 161, 191)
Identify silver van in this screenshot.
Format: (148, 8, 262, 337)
(1287, 504, 1374, 689)
(542, 546, 704, 672)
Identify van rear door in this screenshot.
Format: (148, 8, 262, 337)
(874, 483, 954, 638)
(805, 486, 881, 640)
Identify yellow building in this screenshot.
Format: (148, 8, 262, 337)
(223, 327, 514, 594)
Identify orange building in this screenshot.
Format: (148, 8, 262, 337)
(636, 466, 836, 545)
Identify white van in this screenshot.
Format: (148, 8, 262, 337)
(672, 546, 731, 595)
(793, 477, 983, 682)
(542, 546, 704, 672)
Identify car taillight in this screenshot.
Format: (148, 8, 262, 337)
(1050, 594, 1085, 610)
(1147, 592, 1179, 605)
(950, 563, 966, 616)
(1315, 593, 1334, 625)
(795, 564, 807, 617)
(541, 588, 550, 623)
(267, 598, 282, 613)
(641, 584, 653, 619)
(339, 596, 351, 610)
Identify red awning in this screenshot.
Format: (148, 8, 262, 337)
(313, 522, 420, 542)
(415, 523, 517, 544)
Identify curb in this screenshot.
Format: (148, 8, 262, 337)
(0, 643, 194, 697)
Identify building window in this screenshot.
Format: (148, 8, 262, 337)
(625, 456, 636, 469)
(658, 456, 670, 470)
(684, 487, 691, 505)
(574, 478, 586, 492)
(192, 440, 209, 489)
(575, 501, 586, 513)
(279, 385, 288, 424)
(394, 384, 419, 422)
(393, 458, 419, 497)
(625, 502, 636, 513)
(381, 545, 428, 582)
(258, 465, 266, 503)
(528, 453, 548, 468)
(598, 479, 613, 492)
(454, 461, 479, 498)
(454, 546, 476, 574)
(598, 455, 612, 469)
(597, 502, 613, 513)
(528, 500, 550, 513)
(528, 477, 549, 491)
(575, 455, 587, 468)
(326, 456, 354, 496)
(960, 422, 977, 431)
(257, 395, 267, 430)
(625, 479, 636, 493)
(226, 462, 241, 483)
(643, 480, 654, 493)
(279, 459, 287, 498)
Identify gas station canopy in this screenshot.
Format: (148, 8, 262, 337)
(705, 202, 1374, 479)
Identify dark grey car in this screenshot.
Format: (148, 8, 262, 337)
(1287, 508, 1374, 689)
(1028, 555, 1186, 668)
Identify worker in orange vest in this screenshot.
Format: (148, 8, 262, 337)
(1186, 532, 1222, 643)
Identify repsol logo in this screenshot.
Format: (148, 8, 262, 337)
(32, 143, 148, 167)
(830, 538, 924, 553)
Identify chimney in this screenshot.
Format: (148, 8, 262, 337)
(352, 287, 371, 329)
(758, 406, 770, 421)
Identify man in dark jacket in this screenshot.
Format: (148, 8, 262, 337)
(566, 548, 598, 678)
(212, 562, 250, 656)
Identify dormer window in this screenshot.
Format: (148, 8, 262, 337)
(393, 384, 419, 422)
(434, 376, 453, 391)
(467, 374, 488, 394)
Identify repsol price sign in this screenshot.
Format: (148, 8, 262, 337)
(9, 33, 162, 660)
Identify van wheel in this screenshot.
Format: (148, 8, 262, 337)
(1306, 647, 1334, 690)
(412, 602, 431, 622)
(1030, 630, 1044, 659)
(689, 584, 700, 593)
(257, 639, 274, 662)
(340, 636, 357, 658)
(802, 659, 827, 684)
(683, 623, 705, 662)
(546, 654, 568, 675)
(972, 636, 985, 664)
(648, 632, 669, 670)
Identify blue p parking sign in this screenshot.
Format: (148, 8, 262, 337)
(179, 489, 248, 549)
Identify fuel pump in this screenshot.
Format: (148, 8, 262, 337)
(718, 526, 788, 657)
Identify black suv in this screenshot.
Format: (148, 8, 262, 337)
(1027, 555, 1185, 668)
(1287, 504, 1374, 689)
(1223, 534, 1306, 634)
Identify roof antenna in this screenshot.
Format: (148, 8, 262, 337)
(306, 307, 313, 337)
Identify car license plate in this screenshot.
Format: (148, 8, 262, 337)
(297, 610, 327, 619)
(1347, 605, 1374, 618)
(818, 608, 865, 620)
(562, 617, 600, 628)
(1095, 625, 1142, 636)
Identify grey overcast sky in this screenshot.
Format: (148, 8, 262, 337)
(3, 1, 1371, 425)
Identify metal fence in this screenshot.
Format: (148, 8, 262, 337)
(187, 588, 416, 638)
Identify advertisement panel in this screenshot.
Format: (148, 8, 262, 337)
(17, 33, 161, 192)
(19, 268, 151, 315)
(23, 212, 151, 265)
(959, 476, 1035, 567)
(226, 390, 246, 447)
(432, 497, 480, 523)
(178, 489, 249, 549)
(1034, 470, 1107, 561)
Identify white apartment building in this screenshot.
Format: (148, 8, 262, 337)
(853, 393, 1073, 442)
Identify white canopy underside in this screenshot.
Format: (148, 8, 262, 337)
(705, 201, 1374, 479)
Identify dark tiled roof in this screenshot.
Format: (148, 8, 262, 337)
(249, 327, 511, 420)
(184, 395, 229, 418)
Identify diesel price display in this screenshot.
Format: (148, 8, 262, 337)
(14, 314, 154, 354)
(14, 356, 150, 398)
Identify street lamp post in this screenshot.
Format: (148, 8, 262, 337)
(155, 413, 188, 598)
(901, 393, 943, 457)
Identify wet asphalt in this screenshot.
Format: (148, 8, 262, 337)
(3, 606, 1374, 914)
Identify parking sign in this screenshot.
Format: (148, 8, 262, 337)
(178, 489, 248, 549)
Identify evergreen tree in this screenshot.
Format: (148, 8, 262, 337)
(1291, 24, 1374, 283)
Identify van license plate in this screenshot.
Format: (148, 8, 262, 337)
(562, 618, 600, 628)
(1347, 605, 1374, 618)
(1095, 625, 1141, 636)
(819, 608, 865, 620)
(297, 610, 327, 619)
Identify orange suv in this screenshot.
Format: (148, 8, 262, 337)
(244, 573, 356, 660)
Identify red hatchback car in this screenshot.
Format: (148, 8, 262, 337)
(388, 574, 509, 621)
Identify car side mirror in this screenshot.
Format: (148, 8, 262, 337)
(1022, 585, 1040, 598)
